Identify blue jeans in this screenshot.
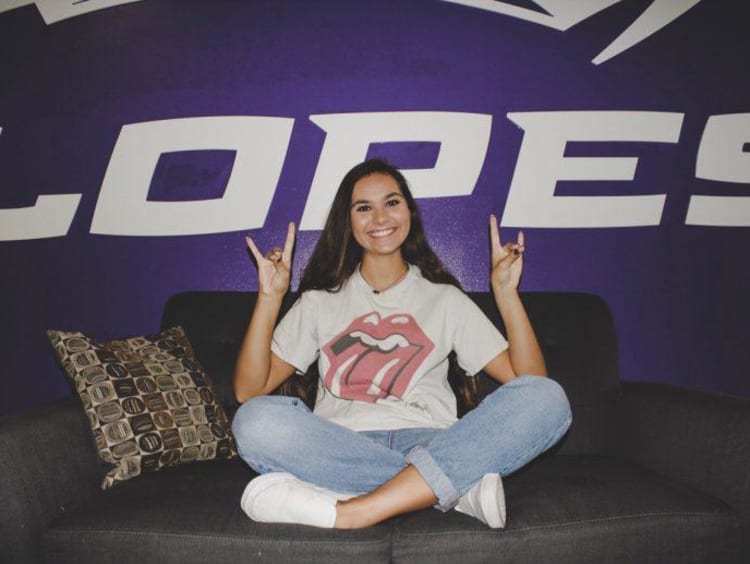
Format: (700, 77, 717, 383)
(231, 375, 571, 511)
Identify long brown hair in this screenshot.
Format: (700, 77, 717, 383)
(298, 158, 460, 292)
(281, 158, 480, 413)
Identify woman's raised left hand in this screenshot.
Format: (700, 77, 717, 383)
(490, 214, 524, 294)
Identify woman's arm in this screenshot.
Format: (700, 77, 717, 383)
(233, 223, 297, 404)
(483, 215, 547, 384)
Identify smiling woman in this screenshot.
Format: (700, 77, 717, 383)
(230, 158, 570, 530)
(294, 159, 464, 295)
(349, 173, 411, 284)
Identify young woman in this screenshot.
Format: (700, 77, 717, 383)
(231, 159, 571, 529)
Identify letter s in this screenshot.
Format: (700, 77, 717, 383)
(687, 113, 750, 226)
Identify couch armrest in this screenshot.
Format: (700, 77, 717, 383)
(618, 382, 750, 531)
(0, 396, 103, 564)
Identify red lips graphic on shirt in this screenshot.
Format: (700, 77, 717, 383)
(321, 312, 435, 403)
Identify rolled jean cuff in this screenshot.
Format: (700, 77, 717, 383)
(405, 445, 459, 511)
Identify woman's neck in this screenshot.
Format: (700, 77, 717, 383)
(360, 254, 409, 293)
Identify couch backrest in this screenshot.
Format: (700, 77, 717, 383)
(467, 292, 621, 455)
(161, 291, 621, 455)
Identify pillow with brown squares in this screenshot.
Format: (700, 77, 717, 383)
(47, 325, 237, 489)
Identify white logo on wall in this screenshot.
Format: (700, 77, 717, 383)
(1, 0, 745, 241)
(440, 0, 702, 64)
(1, 111, 748, 241)
(2, 0, 702, 64)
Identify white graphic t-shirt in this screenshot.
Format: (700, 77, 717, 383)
(271, 265, 508, 431)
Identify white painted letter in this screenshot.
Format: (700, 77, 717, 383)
(502, 111, 683, 228)
(0, 127, 81, 241)
(300, 111, 492, 230)
(90, 116, 293, 236)
(687, 113, 750, 226)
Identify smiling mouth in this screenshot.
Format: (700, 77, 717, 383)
(368, 227, 397, 238)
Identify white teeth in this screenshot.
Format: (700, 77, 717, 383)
(350, 330, 408, 352)
(369, 228, 396, 238)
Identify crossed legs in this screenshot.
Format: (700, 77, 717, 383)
(231, 375, 571, 528)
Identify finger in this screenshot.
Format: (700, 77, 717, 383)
(282, 222, 296, 263)
(245, 237, 263, 262)
(513, 230, 526, 257)
(490, 214, 503, 260)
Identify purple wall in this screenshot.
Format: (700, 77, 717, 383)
(1, 0, 748, 415)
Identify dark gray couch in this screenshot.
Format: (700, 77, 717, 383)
(2, 291, 748, 563)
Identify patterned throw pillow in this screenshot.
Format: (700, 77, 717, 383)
(47, 326, 237, 489)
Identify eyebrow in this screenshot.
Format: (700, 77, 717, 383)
(350, 192, 403, 208)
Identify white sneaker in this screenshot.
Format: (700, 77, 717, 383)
(240, 472, 346, 528)
(454, 473, 506, 528)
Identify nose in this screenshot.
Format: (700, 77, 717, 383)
(372, 205, 387, 224)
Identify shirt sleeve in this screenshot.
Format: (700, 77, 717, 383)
(271, 291, 320, 374)
(450, 289, 508, 376)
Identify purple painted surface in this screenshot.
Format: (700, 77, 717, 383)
(1, 0, 748, 415)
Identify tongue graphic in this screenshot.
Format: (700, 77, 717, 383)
(322, 312, 434, 402)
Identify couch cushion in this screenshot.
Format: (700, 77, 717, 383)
(392, 455, 742, 564)
(43, 460, 393, 564)
(47, 326, 237, 489)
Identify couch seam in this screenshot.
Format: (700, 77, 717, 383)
(393, 510, 735, 537)
(46, 527, 392, 546)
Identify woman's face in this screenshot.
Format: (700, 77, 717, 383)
(349, 172, 411, 259)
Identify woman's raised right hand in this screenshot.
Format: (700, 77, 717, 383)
(245, 222, 296, 297)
